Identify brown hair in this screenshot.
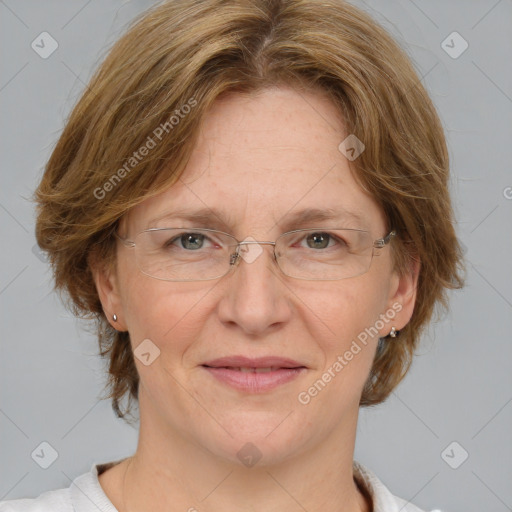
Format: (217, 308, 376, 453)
(35, 0, 465, 422)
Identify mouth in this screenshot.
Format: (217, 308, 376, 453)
(203, 366, 297, 373)
(201, 356, 307, 392)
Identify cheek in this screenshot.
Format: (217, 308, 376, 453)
(302, 280, 391, 403)
(306, 277, 389, 349)
(292, 284, 386, 415)
(118, 266, 211, 361)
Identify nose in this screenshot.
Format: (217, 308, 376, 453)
(216, 242, 292, 337)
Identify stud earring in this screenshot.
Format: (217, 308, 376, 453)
(389, 326, 397, 338)
(113, 314, 118, 322)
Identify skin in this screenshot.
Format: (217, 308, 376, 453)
(93, 86, 419, 512)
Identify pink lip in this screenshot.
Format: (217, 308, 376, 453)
(203, 356, 304, 368)
(202, 356, 307, 393)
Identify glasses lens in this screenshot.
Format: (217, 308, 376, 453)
(131, 228, 380, 281)
(275, 229, 374, 280)
(134, 228, 237, 281)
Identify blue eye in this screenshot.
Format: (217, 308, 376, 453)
(161, 232, 207, 250)
(162, 231, 221, 251)
(178, 233, 205, 250)
(302, 232, 347, 250)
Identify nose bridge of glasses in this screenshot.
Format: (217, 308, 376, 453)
(230, 239, 277, 267)
(238, 240, 276, 247)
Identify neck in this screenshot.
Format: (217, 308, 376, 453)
(115, 389, 371, 512)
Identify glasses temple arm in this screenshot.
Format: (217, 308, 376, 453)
(373, 229, 396, 249)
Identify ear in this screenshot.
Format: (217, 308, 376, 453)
(89, 252, 128, 332)
(383, 256, 420, 334)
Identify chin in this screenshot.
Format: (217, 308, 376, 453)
(198, 410, 311, 468)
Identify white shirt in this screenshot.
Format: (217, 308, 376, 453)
(0, 459, 434, 511)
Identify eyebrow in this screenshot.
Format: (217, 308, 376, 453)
(147, 206, 368, 232)
(274, 207, 367, 230)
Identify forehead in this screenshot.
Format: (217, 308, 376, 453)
(125, 87, 385, 236)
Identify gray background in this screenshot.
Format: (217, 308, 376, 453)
(1, 1, 511, 510)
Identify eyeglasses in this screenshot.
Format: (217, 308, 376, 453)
(115, 227, 396, 282)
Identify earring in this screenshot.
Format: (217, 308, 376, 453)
(113, 314, 118, 322)
(389, 326, 397, 338)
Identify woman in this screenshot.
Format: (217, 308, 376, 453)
(1, 0, 464, 511)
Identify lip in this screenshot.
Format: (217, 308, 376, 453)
(203, 356, 305, 368)
(201, 356, 307, 393)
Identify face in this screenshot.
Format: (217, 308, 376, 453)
(94, 86, 417, 466)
